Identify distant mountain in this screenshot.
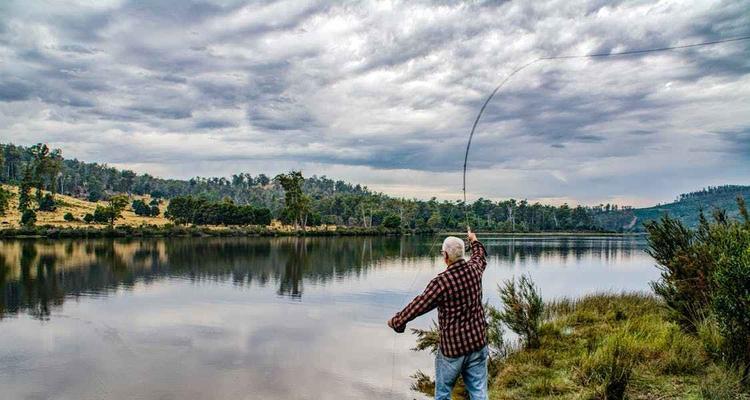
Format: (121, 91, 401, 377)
(631, 185, 750, 230)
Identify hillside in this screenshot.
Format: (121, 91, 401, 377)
(631, 185, 750, 230)
(1, 143, 747, 233)
(0, 184, 170, 229)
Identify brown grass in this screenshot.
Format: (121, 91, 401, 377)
(1, 184, 171, 228)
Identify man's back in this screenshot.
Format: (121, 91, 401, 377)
(389, 239, 487, 357)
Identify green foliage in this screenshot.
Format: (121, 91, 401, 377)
(83, 213, 94, 223)
(0, 186, 11, 216)
(646, 214, 713, 330)
(20, 209, 36, 227)
(37, 193, 56, 212)
(710, 201, 750, 373)
(577, 329, 640, 400)
(92, 195, 129, 226)
(498, 275, 544, 349)
(63, 212, 76, 222)
(166, 195, 270, 226)
(410, 323, 440, 354)
(18, 166, 33, 212)
(647, 197, 750, 379)
(132, 199, 159, 217)
(382, 214, 401, 229)
(275, 171, 311, 229)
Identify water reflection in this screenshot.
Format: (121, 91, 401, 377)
(0, 235, 653, 400)
(0, 236, 647, 320)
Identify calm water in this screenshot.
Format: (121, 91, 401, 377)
(0, 235, 657, 400)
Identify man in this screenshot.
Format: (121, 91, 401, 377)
(388, 229, 488, 399)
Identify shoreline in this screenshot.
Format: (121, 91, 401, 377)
(0, 225, 641, 239)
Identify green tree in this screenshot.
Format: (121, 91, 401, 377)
(383, 214, 401, 229)
(0, 186, 11, 216)
(20, 209, 36, 227)
(275, 171, 311, 229)
(18, 166, 34, 212)
(95, 195, 129, 226)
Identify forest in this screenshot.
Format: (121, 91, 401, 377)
(1, 142, 743, 232)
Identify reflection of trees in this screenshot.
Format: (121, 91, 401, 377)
(0, 236, 645, 320)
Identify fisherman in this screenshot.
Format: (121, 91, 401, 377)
(388, 229, 488, 399)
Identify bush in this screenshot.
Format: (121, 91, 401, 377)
(37, 193, 56, 212)
(578, 329, 641, 400)
(710, 200, 750, 374)
(93, 205, 113, 224)
(0, 186, 11, 216)
(20, 209, 36, 227)
(382, 214, 401, 229)
(647, 197, 750, 379)
(83, 213, 94, 223)
(63, 212, 76, 222)
(645, 215, 713, 330)
(497, 275, 543, 349)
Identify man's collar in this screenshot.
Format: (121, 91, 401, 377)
(448, 259, 466, 270)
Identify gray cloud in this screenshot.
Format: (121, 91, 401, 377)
(1, 0, 749, 205)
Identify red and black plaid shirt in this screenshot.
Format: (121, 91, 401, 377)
(390, 240, 488, 357)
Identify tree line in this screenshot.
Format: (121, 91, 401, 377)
(1, 142, 638, 231)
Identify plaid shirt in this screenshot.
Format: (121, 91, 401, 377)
(390, 240, 488, 357)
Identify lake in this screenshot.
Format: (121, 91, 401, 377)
(0, 235, 658, 400)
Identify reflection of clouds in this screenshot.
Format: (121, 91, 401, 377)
(0, 236, 653, 399)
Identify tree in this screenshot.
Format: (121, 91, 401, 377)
(95, 195, 129, 226)
(275, 171, 311, 229)
(132, 199, 158, 217)
(63, 212, 76, 222)
(20, 209, 36, 227)
(383, 214, 401, 229)
(38, 193, 56, 212)
(18, 166, 33, 212)
(0, 186, 11, 216)
(121, 170, 136, 194)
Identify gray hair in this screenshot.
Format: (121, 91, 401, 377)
(442, 236, 465, 263)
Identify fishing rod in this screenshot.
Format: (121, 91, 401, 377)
(461, 34, 750, 225)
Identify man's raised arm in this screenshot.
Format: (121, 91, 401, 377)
(467, 228, 487, 272)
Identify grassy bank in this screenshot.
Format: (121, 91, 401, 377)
(413, 293, 748, 399)
(489, 293, 746, 399)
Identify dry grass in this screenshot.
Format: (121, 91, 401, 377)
(1, 184, 171, 228)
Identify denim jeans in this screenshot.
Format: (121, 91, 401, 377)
(434, 345, 488, 400)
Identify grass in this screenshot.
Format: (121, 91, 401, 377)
(488, 293, 749, 400)
(1, 184, 171, 228)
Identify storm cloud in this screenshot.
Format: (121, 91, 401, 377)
(1, 0, 748, 206)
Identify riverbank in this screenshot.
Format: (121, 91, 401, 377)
(0, 225, 637, 239)
(412, 293, 748, 399)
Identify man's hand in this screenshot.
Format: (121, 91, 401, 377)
(387, 318, 405, 333)
(467, 227, 477, 243)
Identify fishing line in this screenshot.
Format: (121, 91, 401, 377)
(461, 34, 750, 213)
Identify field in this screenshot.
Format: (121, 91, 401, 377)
(0, 184, 171, 228)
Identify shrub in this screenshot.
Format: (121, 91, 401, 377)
(647, 197, 750, 379)
(497, 275, 544, 349)
(383, 214, 401, 229)
(645, 215, 713, 330)
(710, 200, 750, 375)
(63, 212, 76, 222)
(578, 329, 641, 400)
(0, 186, 11, 216)
(20, 209, 36, 227)
(83, 213, 94, 223)
(37, 193, 56, 211)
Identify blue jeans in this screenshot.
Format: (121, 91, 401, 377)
(435, 345, 488, 400)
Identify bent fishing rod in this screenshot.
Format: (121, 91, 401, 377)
(461, 34, 750, 222)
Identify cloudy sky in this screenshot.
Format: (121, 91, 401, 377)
(1, 0, 748, 206)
